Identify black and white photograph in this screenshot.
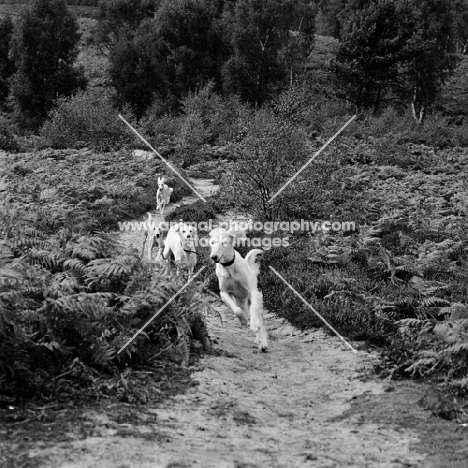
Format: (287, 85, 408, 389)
(1, 0, 468, 466)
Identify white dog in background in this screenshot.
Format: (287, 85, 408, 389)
(141, 213, 163, 263)
(209, 227, 268, 352)
(156, 177, 173, 215)
(162, 221, 197, 275)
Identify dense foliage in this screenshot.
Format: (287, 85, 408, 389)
(9, 0, 87, 127)
(41, 88, 135, 150)
(0, 148, 201, 403)
(0, 15, 14, 106)
(96, 0, 317, 115)
(333, 0, 458, 115)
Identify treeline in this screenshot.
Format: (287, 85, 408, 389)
(94, 0, 316, 118)
(331, 0, 468, 119)
(93, 0, 468, 119)
(99, 0, 468, 120)
(1, 0, 468, 130)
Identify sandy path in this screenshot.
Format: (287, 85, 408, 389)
(31, 312, 426, 468)
(27, 178, 430, 468)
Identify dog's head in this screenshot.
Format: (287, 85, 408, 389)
(174, 222, 197, 244)
(208, 227, 246, 263)
(147, 213, 163, 243)
(157, 177, 166, 190)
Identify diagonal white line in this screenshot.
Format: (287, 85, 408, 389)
(268, 114, 357, 203)
(118, 114, 207, 202)
(269, 266, 357, 353)
(117, 266, 206, 354)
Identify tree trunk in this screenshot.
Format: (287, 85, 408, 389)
(411, 87, 425, 124)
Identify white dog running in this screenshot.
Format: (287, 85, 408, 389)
(156, 177, 173, 215)
(162, 222, 197, 275)
(209, 227, 268, 352)
(141, 213, 163, 263)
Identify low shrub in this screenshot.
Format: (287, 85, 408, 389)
(165, 200, 221, 227)
(139, 112, 180, 147)
(0, 115, 18, 151)
(352, 109, 468, 149)
(41, 89, 135, 151)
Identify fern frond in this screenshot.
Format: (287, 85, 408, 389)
(420, 296, 450, 309)
(51, 294, 115, 321)
(46, 271, 82, 298)
(0, 242, 14, 267)
(63, 258, 87, 276)
(442, 341, 468, 356)
(26, 249, 65, 270)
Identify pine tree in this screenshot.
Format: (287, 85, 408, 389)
(9, 0, 87, 127)
(333, 0, 458, 118)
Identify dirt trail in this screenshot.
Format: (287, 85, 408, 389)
(24, 179, 456, 468)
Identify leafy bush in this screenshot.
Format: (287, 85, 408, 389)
(353, 107, 415, 140)
(0, 116, 18, 151)
(41, 89, 135, 150)
(436, 55, 468, 123)
(217, 108, 309, 221)
(139, 112, 180, 148)
(178, 82, 254, 146)
(175, 111, 210, 167)
(400, 113, 458, 148)
(165, 199, 220, 227)
(351, 109, 468, 149)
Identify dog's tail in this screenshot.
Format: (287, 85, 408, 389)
(245, 249, 263, 276)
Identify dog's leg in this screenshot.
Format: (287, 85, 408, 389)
(220, 292, 248, 326)
(238, 297, 251, 326)
(247, 295, 260, 345)
(156, 191, 161, 212)
(163, 242, 171, 266)
(155, 246, 164, 264)
(141, 230, 148, 260)
(249, 290, 268, 351)
(188, 254, 196, 276)
(147, 234, 153, 262)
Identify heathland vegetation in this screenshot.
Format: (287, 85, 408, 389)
(1, 0, 468, 422)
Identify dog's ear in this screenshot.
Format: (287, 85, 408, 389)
(174, 221, 183, 232)
(208, 228, 219, 238)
